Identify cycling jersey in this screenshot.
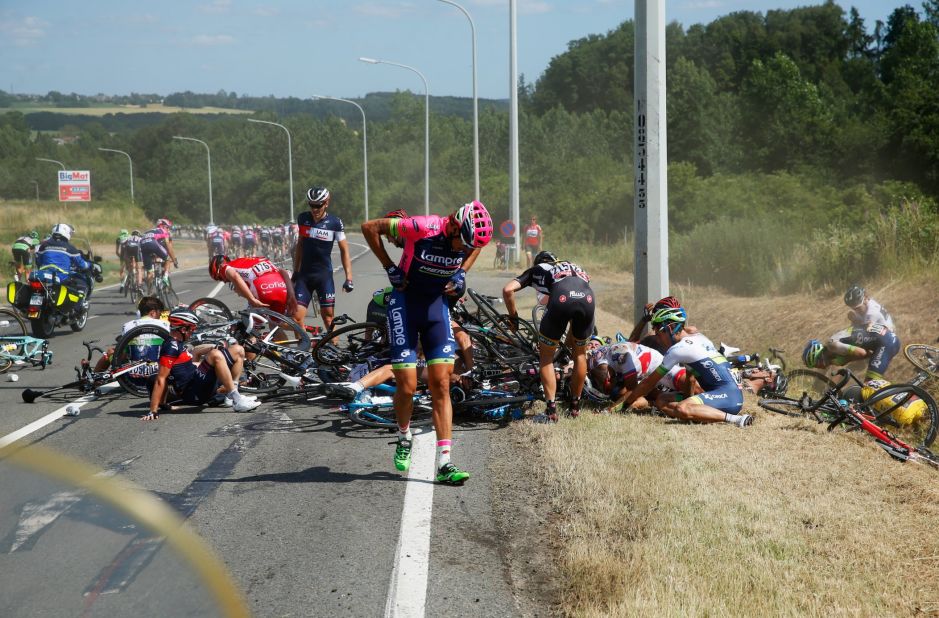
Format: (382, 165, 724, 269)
(524, 224, 542, 247)
(12, 235, 38, 266)
(590, 342, 685, 393)
(121, 234, 143, 262)
(366, 286, 394, 325)
(157, 338, 235, 405)
(851, 298, 895, 332)
(141, 227, 170, 269)
(827, 325, 900, 378)
(515, 261, 594, 345)
(389, 215, 467, 296)
(222, 257, 288, 314)
(297, 212, 345, 274)
(657, 333, 742, 413)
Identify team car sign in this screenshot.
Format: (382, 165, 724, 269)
(58, 170, 92, 202)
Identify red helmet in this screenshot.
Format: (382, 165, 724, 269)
(168, 308, 200, 330)
(209, 255, 230, 281)
(156, 218, 173, 230)
(384, 209, 409, 219)
(653, 296, 681, 311)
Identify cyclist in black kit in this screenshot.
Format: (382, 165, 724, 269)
(502, 251, 595, 422)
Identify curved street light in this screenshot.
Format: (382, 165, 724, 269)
(247, 118, 295, 222)
(172, 136, 214, 225)
(359, 56, 430, 215)
(98, 147, 135, 203)
(312, 95, 369, 222)
(437, 0, 480, 201)
(36, 157, 65, 170)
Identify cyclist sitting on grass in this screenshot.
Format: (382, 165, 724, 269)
(802, 324, 900, 382)
(143, 308, 260, 420)
(622, 307, 753, 427)
(628, 295, 699, 354)
(588, 340, 693, 413)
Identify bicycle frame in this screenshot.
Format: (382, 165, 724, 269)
(0, 335, 53, 368)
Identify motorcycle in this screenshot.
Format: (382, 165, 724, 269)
(6, 239, 104, 338)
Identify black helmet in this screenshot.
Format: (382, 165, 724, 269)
(533, 251, 557, 266)
(844, 284, 865, 307)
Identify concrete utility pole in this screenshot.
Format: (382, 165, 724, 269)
(508, 0, 520, 264)
(633, 0, 669, 323)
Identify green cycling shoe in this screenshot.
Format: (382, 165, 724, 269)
(394, 439, 412, 472)
(436, 463, 470, 485)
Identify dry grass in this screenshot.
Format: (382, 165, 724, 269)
(509, 410, 939, 616)
(486, 242, 939, 616)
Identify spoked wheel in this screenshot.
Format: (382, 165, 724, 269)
(241, 308, 311, 352)
(758, 396, 810, 417)
(857, 383, 939, 448)
(129, 283, 143, 305)
(111, 324, 170, 397)
(347, 401, 434, 429)
(190, 297, 234, 325)
(312, 322, 388, 366)
(783, 369, 834, 401)
(904, 344, 939, 380)
(163, 283, 180, 307)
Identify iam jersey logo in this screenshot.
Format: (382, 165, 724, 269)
(308, 228, 334, 241)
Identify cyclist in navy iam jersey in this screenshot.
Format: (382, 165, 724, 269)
(293, 186, 353, 330)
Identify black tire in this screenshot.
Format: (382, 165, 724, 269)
(347, 402, 434, 429)
(190, 297, 234, 324)
(0, 307, 28, 338)
(163, 282, 180, 307)
(858, 383, 939, 448)
(904, 344, 939, 380)
(111, 324, 170, 397)
(312, 322, 388, 366)
(758, 397, 808, 417)
(70, 306, 88, 332)
(129, 283, 143, 305)
(783, 369, 834, 400)
(30, 311, 55, 339)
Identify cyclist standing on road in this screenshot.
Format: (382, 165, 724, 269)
(503, 251, 595, 422)
(360, 200, 493, 485)
(623, 307, 753, 427)
(11, 230, 40, 280)
(293, 186, 353, 331)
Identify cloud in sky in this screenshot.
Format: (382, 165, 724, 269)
(191, 34, 236, 46)
(0, 15, 48, 47)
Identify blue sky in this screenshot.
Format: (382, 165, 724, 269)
(0, 1, 900, 101)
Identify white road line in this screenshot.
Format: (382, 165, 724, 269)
(208, 281, 225, 298)
(384, 431, 436, 618)
(0, 384, 122, 449)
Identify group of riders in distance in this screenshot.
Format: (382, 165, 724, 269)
(6, 182, 919, 485)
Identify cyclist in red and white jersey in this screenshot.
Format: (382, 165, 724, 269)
(209, 255, 298, 320)
(588, 341, 691, 412)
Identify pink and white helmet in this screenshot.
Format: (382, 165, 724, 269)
(454, 200, 493, 248)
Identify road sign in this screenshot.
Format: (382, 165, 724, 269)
(499, 219, 515, 237)
(58, 170, 91, 202)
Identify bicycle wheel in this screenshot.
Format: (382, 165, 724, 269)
(312, 322, 388, 366)
(784, 369, 834, 400)
(758, 397, 807, 417)
(241, 308, 311, 352)
(163, 281, 180, 307)
(111, 324, 170, 397)
(0, 307, 28, 338)
(347, 401, 434, 429)
(904, 344, 939, 380)
(190, 297, 234, 325)
(858, 383, 939, 448)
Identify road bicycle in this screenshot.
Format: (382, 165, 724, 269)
(904, 343, 939, 387)
(120, 259, 144, 305)
(147, 260, 179, 308)
(759, 367, 939, 452)
(21, 340, 150, 403)
(0, 307, 52, 372)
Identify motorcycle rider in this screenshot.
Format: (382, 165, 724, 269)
(34, 223, 95, 301)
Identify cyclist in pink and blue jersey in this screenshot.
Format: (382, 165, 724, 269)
(360, 200, 493, 485)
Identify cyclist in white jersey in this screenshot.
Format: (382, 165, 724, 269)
(623, 307, 753, 427)
(844, 284, 895, 332)
(588, 341, 691, 413)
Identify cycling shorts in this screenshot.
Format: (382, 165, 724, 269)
(243, 237, 256, 250)
(121, 243, 142, 263)
(12, 248, 31, 267)
(387, 290, 455, 369)
(177, 347, 235, 405)
(686, 383, 744, 414)
(867, 330, 900, 378)
(141, 241, 168, 270)
(539, 277, 595, 346)
(293, 271, 336, 308)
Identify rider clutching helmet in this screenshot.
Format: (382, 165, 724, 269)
(503, 250, 596, 422)
(209, 254, 299, 321)
(143, 307, 260, 420)
(623, 306, 754, 427)
(801, 284, 900, 381)
(360, 200, 494, 485)
(293, 185, 354, 331)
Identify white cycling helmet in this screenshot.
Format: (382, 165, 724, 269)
(51, 223, 73, 241)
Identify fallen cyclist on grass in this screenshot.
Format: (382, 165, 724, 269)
(143, 308, 260, 420)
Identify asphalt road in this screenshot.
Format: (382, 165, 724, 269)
(0, 241, 527, 618)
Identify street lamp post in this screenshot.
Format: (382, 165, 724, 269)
(98, 147, 135, 203)
(359, 56, 430, 215)
(247, 118, 295, 222)
(172, 136, 214, 225)
(312, 95, 369, 222)
(36, 157, 65, 170)
(30, 180, 39, 201)
(437, 0, 480, 201)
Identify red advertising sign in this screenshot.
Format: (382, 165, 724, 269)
(58, 170, 92, 202)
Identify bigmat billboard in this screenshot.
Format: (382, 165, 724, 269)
(58, 170, 91, 202)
